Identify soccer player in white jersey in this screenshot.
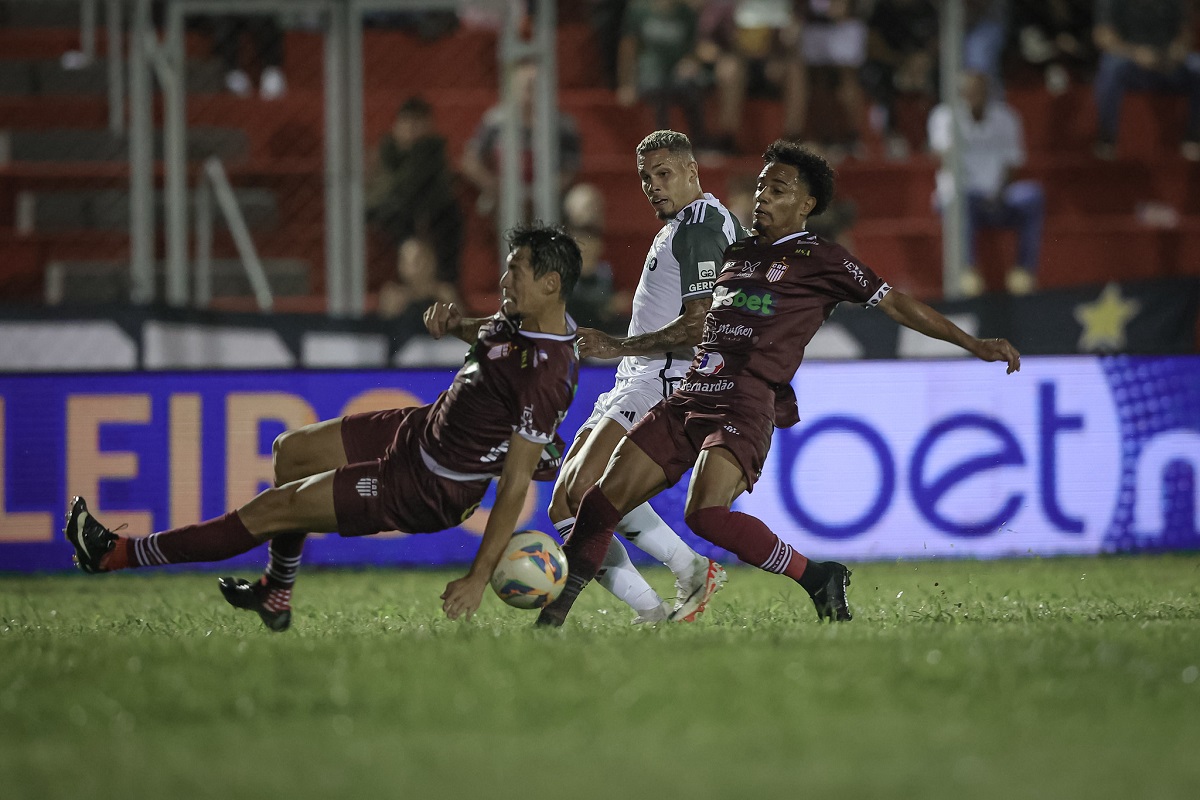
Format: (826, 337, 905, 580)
(549, 130, 749, 623)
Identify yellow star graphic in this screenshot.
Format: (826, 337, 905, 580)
(1074, 283, 1141, 352)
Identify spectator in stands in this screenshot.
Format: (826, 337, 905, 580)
(860, 0, 939, 160)
(213, 15, 287, 100)
(697, 0, 803, 152)
(563, 184, 630, 335)
(376, 237, 460, 341)
(1092, 0, 1200, 162)
(586, 0, 631, 89)
(797, 0, 869, 158)
(928, 70, 1045, 297)
(366, 97, 462, 288)
(964, 1, 1009, 94)
(460, 58, 583, 220)
(1012, 0, 1094, 95)
(617, 0, 710, 143)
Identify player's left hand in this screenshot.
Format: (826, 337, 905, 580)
(440, 574, 487, 620)
(575, 327, 624, 359)
(972, 337, 1021, 374)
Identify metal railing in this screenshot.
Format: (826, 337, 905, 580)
(194, 157, 274, 310)
(115, 0, 556, 316)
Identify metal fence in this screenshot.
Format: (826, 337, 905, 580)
(0, 0, 563, 318)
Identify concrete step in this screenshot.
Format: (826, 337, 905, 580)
(0, 57, 226, 96)
(14, 186, 277, 233)
(0, 0, 81, 28)
(44, 257, 312, 305)
(0, 126, 248, 163)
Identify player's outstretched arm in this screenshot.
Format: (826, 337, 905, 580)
(576, 297, 709, 359)
(878, 290, 1021, 374)
(440, 433, 546, 620)
(423, 301, 489, 343)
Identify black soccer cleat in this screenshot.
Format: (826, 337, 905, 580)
(218, 577, 292, 632)
(63, 496, 118, 574)
(809, 561, 853, 622)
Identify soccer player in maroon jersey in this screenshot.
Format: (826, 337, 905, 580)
(64, 225, 582, 628)
(536, 141, 1021, 627)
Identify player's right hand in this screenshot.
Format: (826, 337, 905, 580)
(575, 327, 624, 360)
(973, 337, 1021, 374)
(424, 301, 462, 339)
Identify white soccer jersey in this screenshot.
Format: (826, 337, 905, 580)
(616, 192, 745, 382)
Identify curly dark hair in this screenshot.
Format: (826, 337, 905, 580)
(505, 223, 582, 299)
(762, 140, 835, 217)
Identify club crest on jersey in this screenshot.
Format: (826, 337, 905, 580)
(487, 344, 511, 360)
(767, 261, 789, 282)
(696, 352, 725, 375)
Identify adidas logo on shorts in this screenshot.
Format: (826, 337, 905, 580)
(356, 477, 378, 498)
(621, 410, 636, 424)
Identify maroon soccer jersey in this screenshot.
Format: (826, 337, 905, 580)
(417, 313, 578, 479)
(682, 230, 890, 417)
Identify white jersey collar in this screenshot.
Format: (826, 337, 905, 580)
(771, 230, 813, 246)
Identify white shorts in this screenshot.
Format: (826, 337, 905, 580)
(801, 20, 867, 67)
(581, 373, 681, 433)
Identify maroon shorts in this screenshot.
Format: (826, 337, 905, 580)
(332, 406, 489, 537)
(626, 393, 774, 491)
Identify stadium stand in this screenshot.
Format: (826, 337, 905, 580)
(1, 1, 1198, 312)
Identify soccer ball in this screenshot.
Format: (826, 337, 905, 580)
(490, 530, 568, 609)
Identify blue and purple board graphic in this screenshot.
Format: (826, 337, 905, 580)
(1, 356, 1196, 572)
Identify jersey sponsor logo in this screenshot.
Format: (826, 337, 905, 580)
(646, 256, 658, 272)
(794, 248, 811, 256)
(696, 352, 725, 375)
(680, 378, 735, 393)
(767, 261, 789, 282)
(723, 423, 740, 435)
(697, 261, 717, 281)
(356, 477, 378, 498)
(714, 323, 754, 339)
(721, 260, 740, 274)
(711, 285, 776, 315)
(515, 403, 554, 441)
(487, 344, 510, 360)
(739, 261, 759, 277)
(688, 281, 715, 293)
(843, 258, 869, 287)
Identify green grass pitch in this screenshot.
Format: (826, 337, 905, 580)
(3, 556, 1200, 799)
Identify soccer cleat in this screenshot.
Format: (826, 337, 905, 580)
(631, 601, 671, 625)
(218, 577, 292, 632)
(63, 496, 117, 574)
(668, 558, 727, 622)
(809, 561, 852, 622)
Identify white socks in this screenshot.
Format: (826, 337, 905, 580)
(553, 503, 703, 615)
(555, 515, 663, 614)
(616, 502, 700, 583)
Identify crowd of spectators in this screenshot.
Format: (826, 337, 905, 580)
(198, 2, 1200, 313)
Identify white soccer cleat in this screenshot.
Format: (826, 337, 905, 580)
(669, 557, 727, 622)
(632, 601, 671, 625)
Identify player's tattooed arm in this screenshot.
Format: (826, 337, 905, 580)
(878, 290, 1022, 374)
(441, 432, 545, 621)
(423, 302, 490, 343)
(576, 297, 709, 359)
